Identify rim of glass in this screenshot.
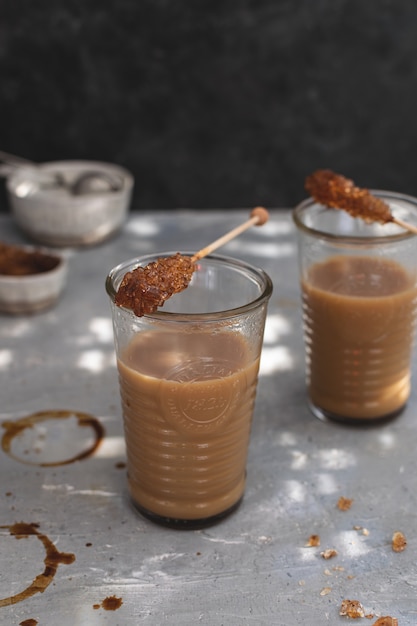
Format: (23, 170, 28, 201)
(105, 252, 273, 321)
(293, 189, 417, 244)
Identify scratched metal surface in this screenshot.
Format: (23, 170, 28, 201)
(1, 209, 417, 626)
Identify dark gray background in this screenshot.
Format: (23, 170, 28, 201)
(1, 0, 416, 210)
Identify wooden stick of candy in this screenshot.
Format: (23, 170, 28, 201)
(191, 206, 269, 261)
(305, 169, 417, 235)
(115, 207, 269, 316)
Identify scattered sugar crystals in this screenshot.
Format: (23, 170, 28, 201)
(392, 530, 407, 552)
(339, 599, 365, 618)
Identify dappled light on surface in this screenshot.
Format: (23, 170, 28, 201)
(290, 450, 308, 470)
(276, 431, 298, 447)
(299, 546, 319, 563)
(75, 316, 114, 347)
(284, 479, 308, 504)
(316, 473, 339, 495)
(226, 239, 295, 259)
(94, 436, 126, 459)
(264, 313, 291, 343)
(259, 313, 295, 375)
(0, 350, 12, 369)
(42, 484, 117, 498)
(259, 345, 294, 375)
(261, 220, 294, 236)
(77, 349, 115, 373)
(89, 317, 114, 343)
(0, 319, 32, 338)
(376, 431, 397, 450)
(337, 529, 371, 558)
(125, 217, 161, 237)
(315, 448, 357, 470)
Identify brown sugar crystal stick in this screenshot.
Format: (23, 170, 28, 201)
(305, 169, 417, 235)
(115, 207, 269, 316)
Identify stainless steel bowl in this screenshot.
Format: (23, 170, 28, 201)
(6, 160, 134, 247)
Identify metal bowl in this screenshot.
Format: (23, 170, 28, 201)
(0, 244, 67, 314)
(6, 160, 134, 247)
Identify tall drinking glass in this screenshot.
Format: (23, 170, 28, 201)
(106, 252, 272, 528)
(293, 191, 417, 425)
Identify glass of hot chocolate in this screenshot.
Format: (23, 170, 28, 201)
(293, 191, 417, 424)
(106, 252, 272, 528)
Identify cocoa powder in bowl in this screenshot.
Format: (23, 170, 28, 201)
(0, 243, 67, 314)
(0, 243, 60, 276)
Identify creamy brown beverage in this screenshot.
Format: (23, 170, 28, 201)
(117, 329, 260, 522)
(302, 255, 417, 420)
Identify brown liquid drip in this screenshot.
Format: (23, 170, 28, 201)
(305, 169, 393, 224)
(19, 620, 38, 626)
(93, 596, 123, 611)
(1, 410, 105, 466)
(0, 522, 75, 607)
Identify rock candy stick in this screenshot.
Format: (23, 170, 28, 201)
(115, 207, 269, 316)
(305, 169, 417, 235)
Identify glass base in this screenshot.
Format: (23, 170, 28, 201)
(309, 401, 406, 427)
(130, 497, 243, 530)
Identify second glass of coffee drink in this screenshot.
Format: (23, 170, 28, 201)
(106, 252, 272, 528)
(294, 187, 417, 425)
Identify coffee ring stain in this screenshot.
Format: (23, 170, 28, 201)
(0, 522, 75, 607)
(1, 409, 105, 466)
